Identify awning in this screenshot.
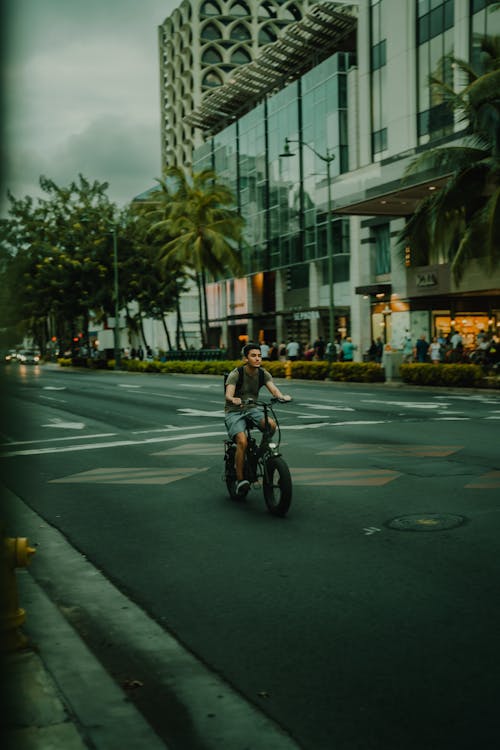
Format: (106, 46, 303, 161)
(355, 283, 392, 296)
(333, 175, 450, 217)
(185, 2, 357, 134)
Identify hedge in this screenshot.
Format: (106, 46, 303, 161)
(400, 363, 484, 387)
(57, 356, 495, 388)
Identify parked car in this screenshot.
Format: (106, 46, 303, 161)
(4, 349, 18, 362)
(17, 349, 40, 364)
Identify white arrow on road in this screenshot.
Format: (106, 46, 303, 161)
(177, 408, 225, 417)
(42, 418, 85, 430)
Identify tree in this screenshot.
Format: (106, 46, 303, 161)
(145, 168, 245, 346)
(0, 175, 118, 353)
(398, 34, 500, 282)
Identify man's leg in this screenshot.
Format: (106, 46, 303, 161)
(234, 431, 247, 481)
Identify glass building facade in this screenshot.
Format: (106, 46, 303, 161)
(192, 50, 353, 346)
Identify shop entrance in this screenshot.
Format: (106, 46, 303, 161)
(433, 313, 494, 347)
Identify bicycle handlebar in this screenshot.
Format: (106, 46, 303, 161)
(244, 397, 292, 406)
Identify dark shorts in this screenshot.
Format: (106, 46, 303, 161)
(225, 407, 264, 440)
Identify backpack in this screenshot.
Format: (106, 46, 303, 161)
(224, 365, 265, 395)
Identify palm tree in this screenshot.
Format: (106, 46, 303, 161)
(146, 167, 245, 346)
(398, 34, 500, 283)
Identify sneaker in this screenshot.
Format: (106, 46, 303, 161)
(236, 479, 250, 495)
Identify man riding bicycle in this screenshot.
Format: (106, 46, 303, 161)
(225, 343, 291, 495)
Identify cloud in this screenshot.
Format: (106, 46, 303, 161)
(2, 0, 175, 214)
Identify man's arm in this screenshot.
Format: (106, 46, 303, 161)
(265, 380, 291, 401)
(225, 382, 242, 406)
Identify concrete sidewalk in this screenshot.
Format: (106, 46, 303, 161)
(2, 488, 301, 750)
(4, 571, 168, 750)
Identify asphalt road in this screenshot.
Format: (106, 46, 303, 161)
(2, 363, 500, 749)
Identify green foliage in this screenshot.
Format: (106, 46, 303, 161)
(328, 362, 385, 382)
(141, 167, 245, 345)
(398, 34, 500, 282)
(400, 363, 483, 387)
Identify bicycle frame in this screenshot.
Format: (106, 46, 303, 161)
(223, 397, 292, 517)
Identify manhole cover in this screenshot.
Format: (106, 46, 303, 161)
(387, 513, 465, 532)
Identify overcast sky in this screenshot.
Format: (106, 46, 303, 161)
(2, 0, 179, 215)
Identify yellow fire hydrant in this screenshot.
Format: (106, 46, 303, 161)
(1, 522, 36, 652)
(285, 360, 292, 380)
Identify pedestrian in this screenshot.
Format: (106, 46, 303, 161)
(451, 330, 463, 349)
(286, 338, 300, 361)
(304, 343, 315, 361)
(260, 340, 270, 360)
(326, 340, 336, 363)
(402, 331, 413, 363)
(269, 342, 278, 361)
(429, 336, 441, 364)
(415, 334, 429, 363)
(313, 336, 325, 360)
(224, 342, 291, 495)
(278, 341, 287, 361)
(341, 337, 356, 362)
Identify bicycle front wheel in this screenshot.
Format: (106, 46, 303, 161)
(263, 456, 292, 517)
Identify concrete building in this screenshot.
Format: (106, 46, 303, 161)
(177, 0, 500, 359)
(158, 0, 314, 169)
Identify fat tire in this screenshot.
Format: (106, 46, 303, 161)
(263, 456, 292, 517)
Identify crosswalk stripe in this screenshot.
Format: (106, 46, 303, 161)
(291, 468, 400, 486)
(49, 467, 208, 485)
(465, 471, 500, 489)
(320, 443, 462, 457)
(153, 443, 223, 456)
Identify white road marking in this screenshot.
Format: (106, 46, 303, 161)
(1, 431, 228, 457)
(42, 418, 85, 429)
(118, 384, 141, 388)
(299, 402, 355, 411)
(40, 395, 67, 403)
(432, 417, 470, 421)
(362, 399, 449, 409)
(177, 408, 225, 417)
(49, 467, 208, 485)
(363, 527, 381, 536)
(1, 433, 117, 447)
(43, 386, 66, 391)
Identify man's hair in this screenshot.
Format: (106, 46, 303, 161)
(242, 342, 261, 357)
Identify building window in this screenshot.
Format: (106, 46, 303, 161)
(201, 2, 221, 16)
(258, 25, 277, 44)
(374, 224, 391, 275)
(231, 47, 251, 64)
(202, 47, 223, 64)
(372, 127, 387, 155)
(202, 71, 223, 88)
(230, 23, 251, 41)
(201, 22, 221, 41)
(417, 0, 455, 144)
(370, 1, 388, 159)
(371, 39, 386, 70)
(229, 2, 249, 17)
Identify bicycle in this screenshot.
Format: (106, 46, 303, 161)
(223, 397, 292, 517)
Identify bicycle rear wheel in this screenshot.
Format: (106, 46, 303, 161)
(224, 444, 239, 500)
(263, 456, 292, 517)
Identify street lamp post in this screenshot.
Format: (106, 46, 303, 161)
(111, 227, 121, 369)
(280, 137, 336, 344)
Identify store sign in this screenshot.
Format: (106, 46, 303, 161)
(293, 310, 320, 321)
(408, 264, 450, 297)
(416, 272, 438, 287)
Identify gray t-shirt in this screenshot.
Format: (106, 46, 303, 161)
(224, 366, 272, 413)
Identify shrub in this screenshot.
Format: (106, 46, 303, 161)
(327, 362, 385, 382)
(400, 363, 483, 387)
